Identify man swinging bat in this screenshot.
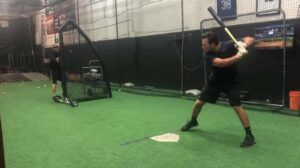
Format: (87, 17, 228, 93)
(181, 6, 256, 148)
(181, 31, 256, 147)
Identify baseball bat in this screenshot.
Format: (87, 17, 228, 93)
(207, 7, 238, 45)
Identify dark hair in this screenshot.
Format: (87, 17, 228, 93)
(202, 31, 219, 45)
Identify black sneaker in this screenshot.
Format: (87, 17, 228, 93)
(240, 135, 256, 148)
(181, 120, 198, 131)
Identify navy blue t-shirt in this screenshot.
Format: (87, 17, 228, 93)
(204, 41, 239, 85)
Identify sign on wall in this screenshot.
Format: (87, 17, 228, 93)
(43, 0, 76, 47)
(217, 0, 236, 20)
(256, 0, 281, 16)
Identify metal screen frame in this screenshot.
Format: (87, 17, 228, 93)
(59, 20, 112, 101)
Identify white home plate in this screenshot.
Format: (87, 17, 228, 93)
(150, 133, 179, 142)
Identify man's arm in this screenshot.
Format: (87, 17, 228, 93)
(212, 54, 242, 68)
(212, 37, 253, 68)
(242, 36, 255, 48)
(236, 36, 255, 49)
(212, 47, 247, 68)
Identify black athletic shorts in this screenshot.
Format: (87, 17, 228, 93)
(199, 83, 241, 106)
(52, 71, 62, 84)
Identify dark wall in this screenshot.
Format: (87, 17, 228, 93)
(288, 20, 300, 91)
(0, 23, 12, 67)
(0, 17, 36, 71)
(0, 21, 13, 66)
(94, 34, 182, 90)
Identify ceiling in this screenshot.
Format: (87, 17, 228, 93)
(0, 0, 61, 19)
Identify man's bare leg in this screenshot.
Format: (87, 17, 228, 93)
(233, 106, 256, 147)
(52, 83, 57, 96)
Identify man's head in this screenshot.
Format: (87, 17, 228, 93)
(201, 31, 219, 53)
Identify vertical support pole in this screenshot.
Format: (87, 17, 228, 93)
(282, 10, 286, 107)
(0, 115, 5, 168)
(115, 0, 121, 87)
(180, 0, 185, 95)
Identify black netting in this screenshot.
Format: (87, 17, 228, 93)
(59, 21, 112, 102)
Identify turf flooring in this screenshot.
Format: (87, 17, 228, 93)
(0, 81, 300, 168)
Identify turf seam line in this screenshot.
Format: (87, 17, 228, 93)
(120, 128, 180, 146)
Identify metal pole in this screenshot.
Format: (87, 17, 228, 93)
(16, 53, 19, 67)
(114, 0, 121, 87)
(200, 21, 207, 85)
(11, 54, 14, 68)
(27, 17, 36, 70)
(41, 7, 46, 71)
(282, 10, 286, 108)
(8, 54, 11, 68)
(0, 115, 5, 168)
(76, 0, 80, 43)
(23, 52, 26, 67)
(91, 0, 95, 41)
(20, 53, 23, 67)
(180, 0, 185, 95)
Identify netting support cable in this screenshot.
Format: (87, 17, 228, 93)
(59, 21, 112, 97)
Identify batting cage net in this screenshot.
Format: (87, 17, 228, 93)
(36, 0, 300, 110)
(58, 21, 112, 104)
(76, 0, 184, 97)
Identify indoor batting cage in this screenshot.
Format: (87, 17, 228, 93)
(57, 21, 112, 107)
(33, 0, 300, 112)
